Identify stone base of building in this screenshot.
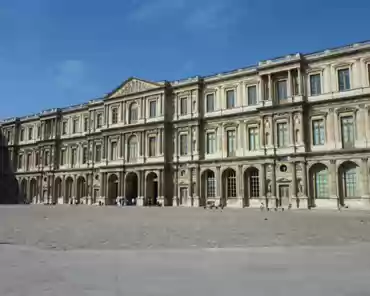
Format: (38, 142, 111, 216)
(342, 198, 370, 210)
(314, 198, 339, 209)
(226, 198, 243, 208)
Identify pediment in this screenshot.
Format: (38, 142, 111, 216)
(108, 78, 162, 99)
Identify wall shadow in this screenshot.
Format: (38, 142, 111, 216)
(0, 129, 21, 204)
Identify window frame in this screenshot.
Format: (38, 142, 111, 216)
(276, 121, 288, 148)
(206, 131, 216, 154)
(226, 128, 236, 157)
(246, 85, 258, 106)
(180, 97, 188, 116)
(276, 79, 288, 101)
(309, 73, 322, 96)
(149, 100, 157, 118)
(311, 118, 326, 146)
(111, 107, 119, 124)
(337, 67, 351, 92)
(205, 93, 215, 112)
(148, 135, 157, 157)
(247, 125, 259, 151)
(225, 89, 235, 109)
(179, 133, 188, 156)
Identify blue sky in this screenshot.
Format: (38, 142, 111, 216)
(0, 0, 369, 119)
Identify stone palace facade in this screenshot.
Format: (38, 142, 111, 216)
(2, 40, 370, 210)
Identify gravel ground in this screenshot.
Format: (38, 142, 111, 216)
(1, 205, 370, 250)
(1, 206, 370, 295)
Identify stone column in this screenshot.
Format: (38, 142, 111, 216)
(73, 175, 77, 204)
(194, 166, 200, 207)
(158, 170, 163, 206)
(290, 113, 294, 145)
(329, 160, 338, 204)
(259, 77, 264, 101)
(260, 164, 266, 202)
(236, 165, 243, 207)
(271, 163, 276, 207)
(361, 158, 369, 198)
(287, 70, 292, 98)
(137, 171, 144, 206)
(300, 161, 308, 209)
(216, 166, 221, 205)
(62, 175, 66, 204)
(187, 167, 192, 207)
(291, 162, 297, 208)
(268, 74, 272, 101)
(297, 68, 302, 95)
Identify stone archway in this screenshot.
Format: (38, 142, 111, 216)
(76, 176, 86, 204)
(65, 177, 73, 204)
(201, 170, 216, 205)
(108, 174, 119, 205)
(309, 163, 329, 207)
(125, 172, 138, 206)
(338, 161, 359, 206)
(54, 177, 62, 204)
(30, 178, 37, 204)
(244, 167, 260, 207)
(222, 168, 237, 207)
(20, 179, 27, 203)
(146, 172, 158, 206)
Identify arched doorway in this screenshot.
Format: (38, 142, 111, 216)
(201, 170, 216, 205)
(146, 172, 158, 206)
(338, 161, 359, 206)
(244, 167, 260, 207)
(65, 177, 73, 204)
(20, 179, 27, 203)
(222, 168, 237, 207)
(54, 177, 62, 204)
(77, 176, 86, 204)
(30, 178, 37, 204)
(309, 163, 329, 207)
(125, 172, 138, 206)
(108, 174, 118, 205)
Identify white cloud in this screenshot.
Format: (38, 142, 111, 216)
(128, 0, 243, 31)
(54, 60, 85, 90)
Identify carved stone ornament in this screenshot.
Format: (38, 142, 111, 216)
(110, 79, 159, 98)
(265, 120, 270, 129)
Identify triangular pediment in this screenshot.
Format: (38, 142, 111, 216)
(107, 77, 162, 99)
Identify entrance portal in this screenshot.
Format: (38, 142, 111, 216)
(125, 173, 138, 206)
(146, 172, 158, 206)
(278, 185, 290, 208)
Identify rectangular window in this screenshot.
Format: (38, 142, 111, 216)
(71, 148, 77, 166)
(310, 74, 322, 96)
(206, 93, 215, 112)
(149, 101, 156, 118)
(82, 147, 88, 164)
(18, 154, 23, 169)
(180, 97, 187, 115)
(20, 129, 24, 141)
(276, 80, 288, 101)
(248, 127, 259, 151)
(111, 108, 118, 124)
(277, 122, 288, 147)
(338, 68, 350, 91)
(44, 151, 49, 166)
(37, 125, 41, 138)
(97, 113, 103, 128)
(7, 130, 11, 142)
(62, 122, 67, 135)
(95, 145, 101, 162)
(45, 121, 52, 139)
(312, 119, 325, 145)
(226, 90, 235, 109)
(206, 132, 216, 154)
(72, 119, 79, 133)
(226, 130, 236, 157)
(83, 117, 88, 132)
(148, 137, 156, 157)
(28, 127, 33, 140)
(247, 85, 257, 105)
(35, 152, 39, 166)
(60, 150, 66, 165)
(179, 134, 188, 155)
(341, 116, 354, 148)
(110, 141, 117, 160)
(26, 153, 31, 170)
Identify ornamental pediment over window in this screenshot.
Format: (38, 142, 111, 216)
(107, 78, 163, 99)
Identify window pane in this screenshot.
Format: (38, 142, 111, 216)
(110, 142, 117, 160)
(312, 120, 325, 145)
(206, 94, 215, 112)
(310, 74, 321, 96)
(276, 80, 287, 101)
(226, 90, 235, 109)
(180, 98, 187, 115)
(277, 123, 288, 147)
(227, 130, 236, 156)
(338, 69, 350, 91)
(149, 137, 156, 156)
(206, 132, 215, 154)
(247, 86, 257, 105)
(149, 101, 156, 118)
(344, 167, 357, 197)
(248, 127, 259, 151)
(112, 108, 118, 124)
(341, 116, 354, 148)
(180, 134, 188, 155)
(95, 145, 101, 162)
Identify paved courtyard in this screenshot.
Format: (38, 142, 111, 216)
(1, 206, 370, 295)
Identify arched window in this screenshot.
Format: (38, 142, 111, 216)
(128, 136, 138, 162)
(310, 164, 329, 199)
(206, 170, 215, 198)
(342, 166, 357, 198)
(129, 103, 138, 124)
(224, 169, 236, 199)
